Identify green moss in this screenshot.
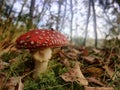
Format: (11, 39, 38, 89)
(23, 59, 83, 90)
(1, 51, 18, 62)
(1, 51, 84, 90)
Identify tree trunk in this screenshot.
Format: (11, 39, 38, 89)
(7, 0, 16, 18)
(29, 0, 35, 28)
(83, 0, 91, 46)
(0, 0, 5, 16)
(56, 0, 62, 30)
(16, 0, 27, 25)
(70, 0, 74, 43)
(91, 0, 97, 48)
(60, 0, 67, 31)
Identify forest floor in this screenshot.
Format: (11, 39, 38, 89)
(0, 43, 120, 90)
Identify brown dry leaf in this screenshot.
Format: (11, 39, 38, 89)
(85, 67, 104, 77)
(87, 77, 105, 86)
(52, 48, 61, 55)
(92, 48, 101, 54)
(9, 58, 20, 64)
(82, 56, 96, 64)
(59, 50, 66, 58)
(5, 77, 24, 90)
(5, 77, 19, 90)
(18, 77, 24, 90)
(0, 73, 6, 89)
(59, 47, 81, 60)
(70, 48, 81, 55)
(0, 60, 9, 70)
(59, 59, 71, 67)
(79, 46, 89, 56)
(0, 43, 16, 56)
(82, 48, 89, 56)
(66, 48, 81, 59)
(61, 62, 88, 85)
(84, 86, 114, 90)
(59, 50, 78, 60)
(67, 52, 78, 59)
(103, 65, 116, 81)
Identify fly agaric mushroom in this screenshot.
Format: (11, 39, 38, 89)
(16, 29, 68, 78)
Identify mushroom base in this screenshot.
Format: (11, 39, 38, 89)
(32, 47, 52, 78)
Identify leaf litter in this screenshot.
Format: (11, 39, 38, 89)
(0, 43, 120, 90)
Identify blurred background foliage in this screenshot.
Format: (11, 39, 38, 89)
(0, 0, 120, 89)
(0, 0, 120, 50)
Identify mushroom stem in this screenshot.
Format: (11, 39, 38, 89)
(32, 47, 52, 78)
(33, 60, 48, 78)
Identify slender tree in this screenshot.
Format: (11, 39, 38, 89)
(91, 0, 97, 48)
(70, 0, 74, 43)
(16, 0, 27, 25)
(56, 0, 63, 30)
(29, 0, 36, 28)
(83, 0, 91, 46)
(7, 0, 16, 18)
(60, 0, 67, 31)
(17, 0, 27, 19)
(36, 0, 48, 27)
(0, 0, 5, 16)
(83, 0, 97, 48)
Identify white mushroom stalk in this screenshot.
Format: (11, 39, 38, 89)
(32, 47, 52, 78)
(16, 29, 68, 78)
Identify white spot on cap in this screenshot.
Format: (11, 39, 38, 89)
(52, 34, 55, 37)
(42, 33, 45, 36)
(46, 38, 49, 41)
(26, 35, 30, 39)
(35, 32, 39, 34)
(30, 41, 34, 45)
(49, 43, 52, 46)
(54, 40, 56, 44)
(39, 36, 43, 39)
(42, 43, 46, 46)
(53, 31, 56, 33)
(42, 30, 45, 33)
(47, 31, 50, 34)
(57, 35, 60, 38)
(50, 37, 54, 39)
(20, 40, 25, 44)
(44, 41, 48, 44)
(24, 43, 27, 45)
(51, 40, 54, 44)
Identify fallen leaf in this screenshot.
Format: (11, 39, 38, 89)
(0, 60, 9, 70)
(67, 52, 78, 59)
(82, 56, 96, 64)
(59, 50, 67, 58)
(87, 77, 105, 86)
(59, 59, 71, 67)
(9, 58, 19, 64)
(103, 65, 116, 81)
(5, 77, 19, 90)
(18, 77, 24, 90)
(0, 43, 15, 56)
(84, 86, 114, 90)
(92, 48, 101, 54)
(61, 62, 88, 85)
(0, 73, 6, 89)
(52, 48, 61, 55)
(85, 67, 104, 77)
(70, 48, 81, 55)
(5, 76, 24, 90)
(78, 46, 89, 56)
(59, 47, 81, 60)
(82, 48, 89, 56)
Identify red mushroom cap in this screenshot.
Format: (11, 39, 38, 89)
(16, 29, 68, 49)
